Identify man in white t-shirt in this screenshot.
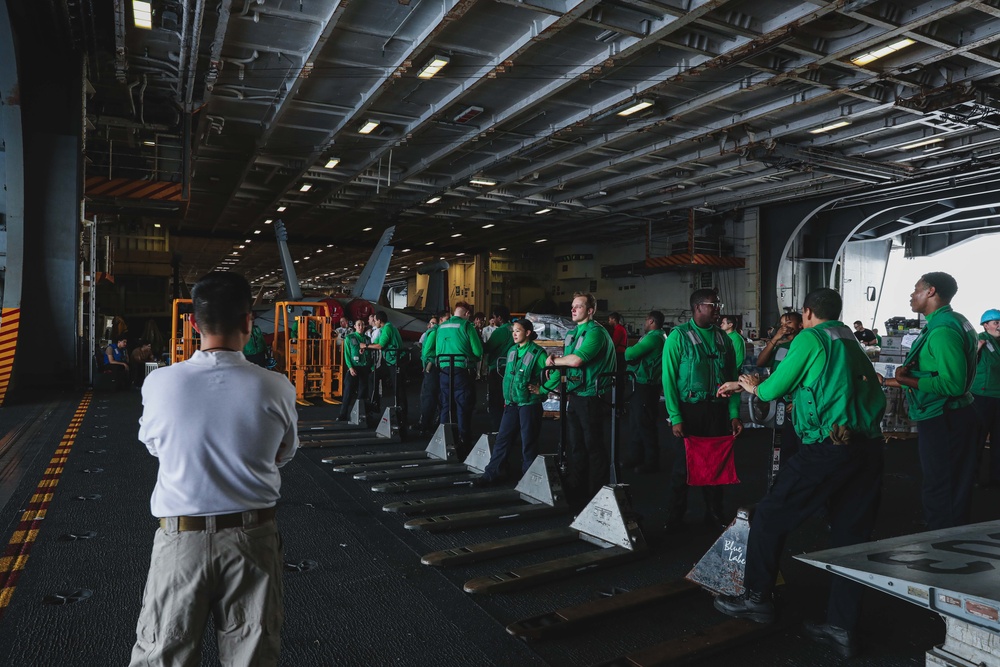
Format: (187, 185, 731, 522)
(129, 271, 298, 667)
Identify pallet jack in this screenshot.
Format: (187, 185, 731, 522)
(418, 371, 649, 594)
(298, 406, 402, 448)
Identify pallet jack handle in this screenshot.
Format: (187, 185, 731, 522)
(598, 370, 635, 486)
(541, 367, 568, 476)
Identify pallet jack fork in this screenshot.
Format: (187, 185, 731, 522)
(355, 432, 493, 482)
(391, 454, 567, 530)
(299, 407, 401, 449)
(420, 484, 647, 595)
(298, 399, 369, 434)
(508, 507, 784, 665)
(320, 421, 458, 468)
(368, 433, 494, 492)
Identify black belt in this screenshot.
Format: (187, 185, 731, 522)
(159, 507, 276, 532)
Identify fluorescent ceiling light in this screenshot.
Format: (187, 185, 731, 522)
(417, 55, 449, 79)
(534, 208, 552, 215)
(470, 177, 497, 186)
(617, 99, 653, 117)
(809, 120, 851, 134)
(315, 249, 323, 253)
(143, 141, 155, 146)
(294, 260, 300, 264)
(254, 230, 261, 234)
(244, 239, 251, 243)
(851, 38, 916, 66)
(238, 245, 245, 249)
(425, 196, 441, 204)
(362, 227, 373, 231)
(264, 219, 273, 224)
(133, 0, 152, 29)
(425, 241, 434, 245)
(299, 183, 312, 192)
(898, 137, 944, 150)
(324, 158, 340, 169)
(153, 223, 161, 228)
(277, 206, 286, 212)
(482, 224, 494, 229)
(535, 239, 547, 243)
(451, 233, 461, 238)
(359, 120, 380, 135)
(498, 247, 507, 251)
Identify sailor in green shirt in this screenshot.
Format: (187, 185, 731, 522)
(970, 309, 1000, 487)
(882, 272, 977, 530)
(755, 311, 804, 462)
(416, 313, 445, 436)
(756, 312, 802, 371)
(714, 288, 885, 657)
(475, 319, 550, 485)
(972, 309, 1000, 487)
(482, 306, 515, 431)
(544, 292, 617, 505)
(434, 302, 483, 455)
(661, 289, 741, 531)
(338, 319, 373, 421)
(720, 315, 746, 370)
(362, 311, 407, 425)
(623, 311, 666, 473)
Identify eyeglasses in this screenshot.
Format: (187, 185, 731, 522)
(697, 302, 723, 310)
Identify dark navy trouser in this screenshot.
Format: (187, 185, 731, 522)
(483, 402, 542, 480)
(565, 394, 609, 502)
(744, 438, 883, 631)
(972, 394, 1000, 484)
(916, 404, 977, 530)
(440, 367, 475, 454)
(419, 365, 439, 430)
(339, 368, 370, 419)
(626, 383, 660, 468)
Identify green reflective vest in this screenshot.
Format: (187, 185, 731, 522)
(562, 320, 617, 397)
(343, 331, 372, 371)
(972, 332, 1000, 399)
(434, 318, 483, 368)
(483, 323, 515, 371)
(377, 322, 403, 366)
(791, 323, 886, 444)
(243, 324, 266, 356)
(502, 341, 548, 405)
(624, 329, 666, 386)
(673, 320, 734, 403)
(903, 306, 977, 420)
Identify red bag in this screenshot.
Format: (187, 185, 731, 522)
(685, 435, 739, 486)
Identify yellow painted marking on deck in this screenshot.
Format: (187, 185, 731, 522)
(0, 392, 93, 616)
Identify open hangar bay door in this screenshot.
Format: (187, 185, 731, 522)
(757, 167, 1000, 325)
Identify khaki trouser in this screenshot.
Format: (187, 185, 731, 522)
(129, 519, 283, 667)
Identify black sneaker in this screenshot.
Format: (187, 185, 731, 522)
(471, 475, 501, 488)
(802, 621, 858, 658)
(713, 590, 775, 624)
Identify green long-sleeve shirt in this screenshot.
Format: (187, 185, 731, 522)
(727, 331, 746, 370)
(661, 322, 739, 424)
(973, 332, 1000, 398)
(421, 326, 439, 365)
(343, 331, 372, 371)
(541, 320, 615, 397)
(756, 321, 885, 443)
(624, 329, 666, 386)
(909, 307, 973, 398)
(483, 323, 515, 371)
(376, 322, 403, 366)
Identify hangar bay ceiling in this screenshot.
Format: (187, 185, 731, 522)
(65, 0, 1000, 288)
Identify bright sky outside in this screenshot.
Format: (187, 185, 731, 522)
(874, 232, 1000, 331)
